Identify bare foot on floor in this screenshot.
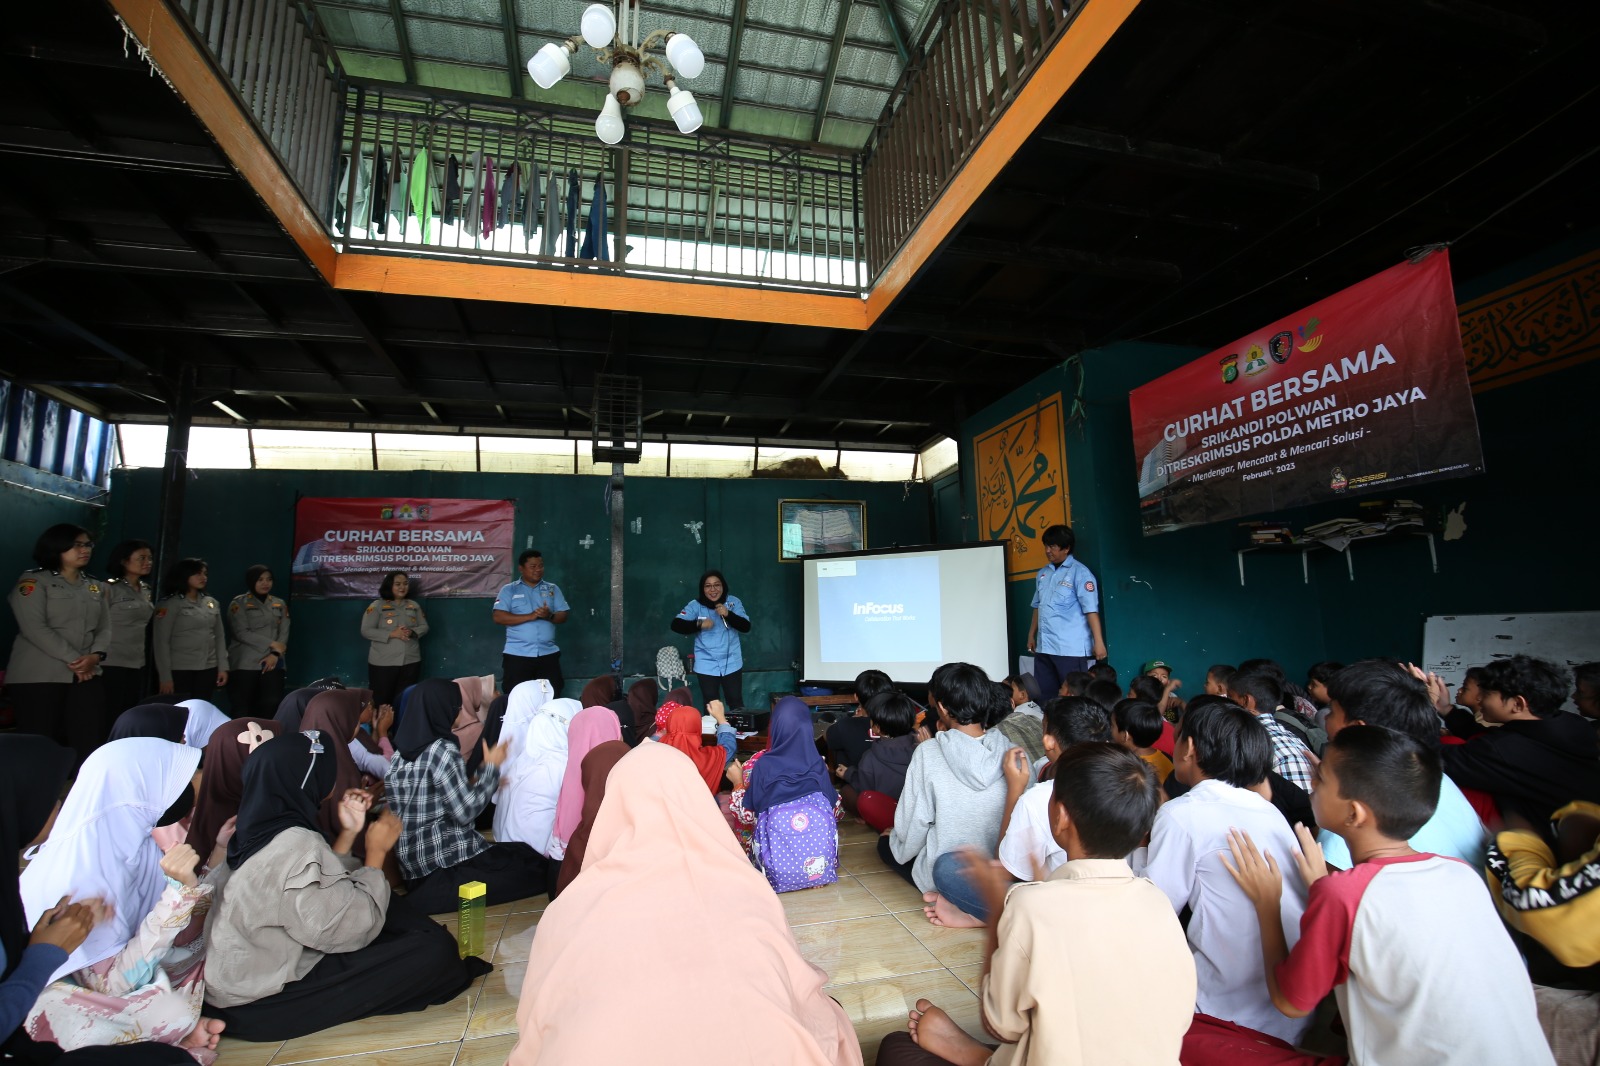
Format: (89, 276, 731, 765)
(922, 891, 984, 928)
(908, 999, 991, 1066)
(181, 1018, 225, 1051)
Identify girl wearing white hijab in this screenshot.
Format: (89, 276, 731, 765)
(493, 688, 578, 858)
(19, 737, 227, 1060)
(177, 700, 231, 752)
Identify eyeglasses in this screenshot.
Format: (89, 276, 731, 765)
(71, 540, 95, 549)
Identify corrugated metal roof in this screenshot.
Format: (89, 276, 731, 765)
(304, 0, 935, 147)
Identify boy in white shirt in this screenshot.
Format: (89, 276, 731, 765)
(1138, 700, 1311, 1046)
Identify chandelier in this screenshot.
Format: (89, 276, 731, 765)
(526, 1, 706, 143)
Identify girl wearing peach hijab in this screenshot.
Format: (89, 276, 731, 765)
(509, 743, 863, 1066)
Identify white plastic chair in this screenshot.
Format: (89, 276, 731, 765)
(656, 645, 689, 694)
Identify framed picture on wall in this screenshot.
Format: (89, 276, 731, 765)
(779, 499, 866, 561)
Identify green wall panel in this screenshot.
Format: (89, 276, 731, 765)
(98, 468, 931, 708)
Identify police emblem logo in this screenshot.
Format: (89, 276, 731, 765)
(1084, 581, 1096, 592)
(87, 583, 100, 594)
(1220, 354, 1239, 384)
(1243, 344, 1269, 376)
(1268, 331, 1294, 364)
(1330, 467, 1348, 493)
(18, 580, 37, 597)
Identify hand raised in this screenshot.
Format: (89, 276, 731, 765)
(365, 809, 402, 852)
(481, 739, 511, 768)
(337, 790, 373, 833)
(160, 843, 201, 887)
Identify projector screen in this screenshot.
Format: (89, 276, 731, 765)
(801, 542, 1008, 684)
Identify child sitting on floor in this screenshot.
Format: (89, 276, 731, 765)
(1138, 700, 1312, 1046)
(1111, 698, 1173, 783)
(878, 743, 1196, 1066)
(1222, 725, 1555, 1065)
(837, 691, 922, 832)
(994, 674, 1047, 763)
(882, 664, 1009, 894)
(1204, 663, 1235, 697)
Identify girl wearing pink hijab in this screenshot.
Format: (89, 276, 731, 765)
(546, 707, 622, 891)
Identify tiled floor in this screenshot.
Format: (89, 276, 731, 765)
(213, 818, 987, 1066)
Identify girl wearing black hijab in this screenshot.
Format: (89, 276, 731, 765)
(385, 678, 546, 914)
(106, 705, 188, 744)
(202, 731, 486, 1041)
(2, 736, 190, 1064)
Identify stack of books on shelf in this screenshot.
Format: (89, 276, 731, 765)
(1240, 521, 1296, 546)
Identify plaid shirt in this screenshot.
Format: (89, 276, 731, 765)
(1258, 713, 1314, 793)
(386, 739, 499, 880)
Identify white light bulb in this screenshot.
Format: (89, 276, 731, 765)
(667, 83, 703, 134)
(580, 4, 617, 48)
(665, 33, 705, 80)
(527, 42, 571, 89)
(595, 94, 626, 144)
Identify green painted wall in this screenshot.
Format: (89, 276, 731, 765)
(954, 243, 1600, 691)
(0, 483, 101, 673)
(958, 346, 1329, 691)
(99, 469, 931, 707)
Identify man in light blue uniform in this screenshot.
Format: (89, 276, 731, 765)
(492, 549, 570, 696)
(670, 570, 751, 710)
(1027, 523, 1107, 700)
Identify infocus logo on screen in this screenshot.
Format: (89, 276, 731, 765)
(852, 602, 906, 615)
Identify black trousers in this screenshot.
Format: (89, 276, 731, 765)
(168, 669, 220, 702)
(695, 670, 745, 711)
(204, 896, 488, 1043)
(503, 651, 562, 698)
(2, 1032, 192, 1064)
(877, 1031, 995, 1065)
(369, 661, 421, 713)
(877, 833, 919, 887)
(7, 678, 106, 767)
(100, 665, 150, 720)
(403, 841, 549, 916)
(227, 668, 285, 718)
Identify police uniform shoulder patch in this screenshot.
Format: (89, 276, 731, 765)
(207, 598, 218, 609)
(230, 602, 241, 613)
(366, 603, 376, 613)
(18, 578, 37, 597)
(1084, 581, 1096, 592)
(156, 607, 168, 619)
(87, 583, 101, 594)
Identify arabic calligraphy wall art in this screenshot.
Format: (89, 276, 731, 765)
(974, 393, 1070, 582)
(1129, 251, 1484, 536)
(1458, 247, 1600, 393)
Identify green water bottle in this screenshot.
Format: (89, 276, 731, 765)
(458, 880, 486, 958)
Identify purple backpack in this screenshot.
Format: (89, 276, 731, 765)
(751, 791, 839, 893)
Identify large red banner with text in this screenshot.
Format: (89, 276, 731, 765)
(291, 497, 515, 599)
(1128, 253, 1484, 535)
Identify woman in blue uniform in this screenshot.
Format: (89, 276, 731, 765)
(669, 570, 751, 711)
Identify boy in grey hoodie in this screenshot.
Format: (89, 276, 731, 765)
(881, 663, 1011, 893)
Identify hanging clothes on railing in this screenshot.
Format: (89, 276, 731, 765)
(541, 165, 562, 257)
(579, 172, 611, 261)
(350, 147, 371, 234)
(480, 157, 498, 240)
(524, 160, 541, 247)
(498, 161, 520, 228)
(443, 155, 462, 225)
(464, 151, 482, 239)
(564, 170, 581, 257)
(391, 146, 409, 235)
(370, 147, 389, 235)
(408, 148, 433, 244)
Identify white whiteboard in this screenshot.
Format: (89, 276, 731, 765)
(1423, 612, 1600, 713)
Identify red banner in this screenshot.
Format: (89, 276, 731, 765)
(291, 497, 515, 599)
(1129, 252, 1484, 535)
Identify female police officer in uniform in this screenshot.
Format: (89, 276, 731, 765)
(669, 569, 751, 710)
(362, 570, 428, 713)
(6, 523, 112, 763)
(227, 563, 290, 718)
(152, 556, 229, 702)
(101, 538, 156, 719)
